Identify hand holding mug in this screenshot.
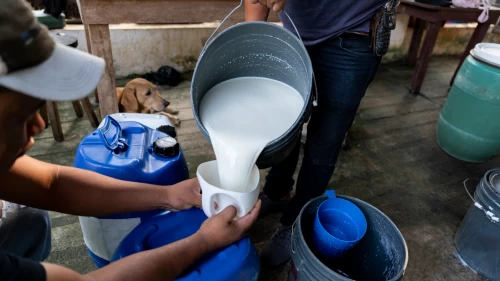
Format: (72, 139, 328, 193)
(197, 200, 261, 251)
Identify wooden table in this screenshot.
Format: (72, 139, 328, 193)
(78, 0, 279, 117)
(398, 0, 500, 94)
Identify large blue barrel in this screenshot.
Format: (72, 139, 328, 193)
(112, 208, 260, 281)
(74, 115, 189, 267)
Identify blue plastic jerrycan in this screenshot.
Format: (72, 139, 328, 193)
(74, 115, 189, 267)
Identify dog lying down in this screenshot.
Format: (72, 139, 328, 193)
(117, 78, 180, 125)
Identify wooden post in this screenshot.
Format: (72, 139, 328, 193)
(408, 18, 425, 66)
(72, 101, 84, 117)
(46, 102, 64, 142)
(410, 21, 442, 94)
(84, 24, 99, 105)
(87, 24, 118, 118)
(450, 22, 491, 85)
(81, 97, 100, 128)
(39, 104, 49, 128)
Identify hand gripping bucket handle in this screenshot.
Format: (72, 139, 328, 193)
(202, 0, 319, 107)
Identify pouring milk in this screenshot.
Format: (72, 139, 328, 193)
(200, 77, 304, 192)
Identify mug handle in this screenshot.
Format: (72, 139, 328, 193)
(209, 193, 243, 217)
(325, 190, 336, 199)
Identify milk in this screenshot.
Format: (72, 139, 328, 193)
(200, 77, 304, 192)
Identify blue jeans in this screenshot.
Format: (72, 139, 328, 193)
(0, 202, 52, 261)
(263, 33, 381, 226)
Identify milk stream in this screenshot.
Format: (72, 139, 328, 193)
(200, 77, 304, 192)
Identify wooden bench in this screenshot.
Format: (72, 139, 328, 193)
(77, 0, 279, 117)
(398, 0, 500, 94)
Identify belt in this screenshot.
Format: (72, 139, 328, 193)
(340, 32, 369, 38)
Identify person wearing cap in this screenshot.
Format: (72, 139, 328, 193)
(0, 1, 261, 280)
(246, 0, 389, 266)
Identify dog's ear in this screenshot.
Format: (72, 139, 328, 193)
(120, 86, 139, 112)
(116, 87, 124, 97)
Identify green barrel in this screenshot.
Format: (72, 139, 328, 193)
(437, 43, 500, 163)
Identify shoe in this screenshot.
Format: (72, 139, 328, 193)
(258, 192, 290, 219)
(260, 224, 293, 267)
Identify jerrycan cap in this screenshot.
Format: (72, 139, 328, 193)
(471, 43, 500, 68)
(153, 136, 180, 157)
(156, 125, 177, 138)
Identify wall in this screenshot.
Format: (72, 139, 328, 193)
(62, 23, 215, 77)
(59, 16, 500, 78)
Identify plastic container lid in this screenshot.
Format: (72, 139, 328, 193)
(471, 43, 500, 68)
(153, 136, 180, 157)
(98, 113, 174, 131)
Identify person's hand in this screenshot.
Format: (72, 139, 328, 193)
(250, 0, 286, 12)
(164, 178, 202, 211)
(197, 200, 262, 251)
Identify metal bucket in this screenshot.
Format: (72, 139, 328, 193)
(191, 22, 313, 168)
(455, 169, 500, 280)
(289, 195, 408, 281)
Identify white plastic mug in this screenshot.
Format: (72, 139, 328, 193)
(197, 160, 259, 218)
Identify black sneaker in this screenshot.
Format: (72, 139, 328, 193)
(258, 192, 290, 219)
(260, 224, 293, 266)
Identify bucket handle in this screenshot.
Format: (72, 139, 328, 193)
(202, 0, 244, 51)
(202, 0, 319, 107)
(463, 178, 500, 225)
(290, 215, 305, 274)
(281, 10, 319, 107)
(291, 216, 298, 254)
(98, 116, 127, 153)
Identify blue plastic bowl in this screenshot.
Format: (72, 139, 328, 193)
(111, 208, 260, 281)
(312, 190, 367, 259)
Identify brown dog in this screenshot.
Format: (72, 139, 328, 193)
(116, 78, 180, 125)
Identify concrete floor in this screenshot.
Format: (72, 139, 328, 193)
(28, 56, 498, 281)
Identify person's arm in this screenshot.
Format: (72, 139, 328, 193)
(44, 202, 261, 281)
(0, 155, 200, 216)
(245, 0, 270, 21)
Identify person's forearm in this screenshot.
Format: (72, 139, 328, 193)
(1, 155, 168, 216)
(245, 0, 270, 21)
(45, 232, 213, 281)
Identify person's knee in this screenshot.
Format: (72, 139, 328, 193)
(19, 207, 51, 230)
(18, 207, 52, 260)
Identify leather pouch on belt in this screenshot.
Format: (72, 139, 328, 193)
(371, 0, 399, 56)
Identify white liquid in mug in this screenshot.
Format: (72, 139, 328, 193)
(200, 77, 304, 192)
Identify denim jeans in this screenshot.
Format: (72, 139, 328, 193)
(0, 202, 52, 261)
(263, 33, 382, 226)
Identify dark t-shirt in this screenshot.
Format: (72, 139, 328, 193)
(280, 0, 388, 45)
(0, 250, 46, 281)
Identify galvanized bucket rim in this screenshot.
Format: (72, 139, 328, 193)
(292, 195, 409, 281)
(473, 169, 500, 226)
(190, 21, 313, 149)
